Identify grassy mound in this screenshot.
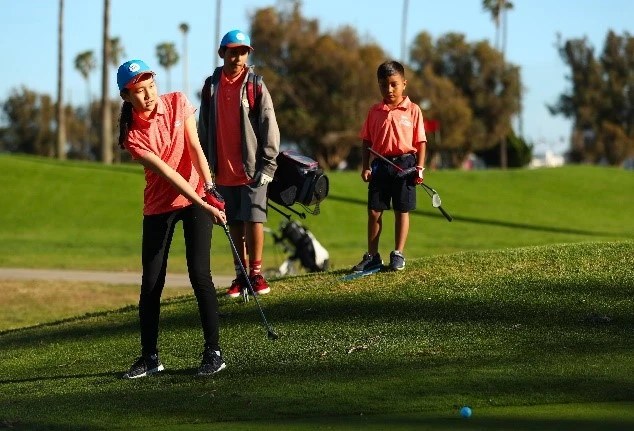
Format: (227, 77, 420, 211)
(1, 241, 632, 430)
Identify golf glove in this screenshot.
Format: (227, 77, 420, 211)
(254, 171, 273, 187)
(416, 166, 425, 184)
(204, 187, 225, 211)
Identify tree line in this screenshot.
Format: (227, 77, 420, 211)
(549, 30, 634, 165)
(1, 1, 632, 168)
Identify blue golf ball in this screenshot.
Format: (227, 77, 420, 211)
(460, 406, 472, 418)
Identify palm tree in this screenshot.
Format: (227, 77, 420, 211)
(401, 0, 409, 62)
(179, 23, 189, 98)
(156, 42, 179, 92)
(108, 37, 125, 68)
(75, 50, 96, 158)
(100, 0, 112, 164)
(214, 0, 222, 68)
(75, 51, 97, 95)
(107, 36, 125, 162)
(482, 0, 514, 169)
(55, 0, 66, 160)
(482, 0, 513, 52)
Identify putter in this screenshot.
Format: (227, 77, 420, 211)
(221, 223, 279, 340)
(366, 147, 453, 222)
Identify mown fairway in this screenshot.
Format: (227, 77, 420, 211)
(1, 155, 632, 273)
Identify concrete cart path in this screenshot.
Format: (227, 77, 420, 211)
(0, 268, 234, 288)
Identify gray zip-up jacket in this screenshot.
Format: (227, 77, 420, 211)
(198, 66, 280, 181)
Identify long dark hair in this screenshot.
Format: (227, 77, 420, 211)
(118, 91, 133, 149)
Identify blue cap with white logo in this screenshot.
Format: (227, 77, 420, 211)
(117, 59, 154, 91)
(219, 30, 253, 50)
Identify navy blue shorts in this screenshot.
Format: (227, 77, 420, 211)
(367, 153, 417, 212)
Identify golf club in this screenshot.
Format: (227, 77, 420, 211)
(366, 147, 453, 222)
(222, 223, 279, 340)
(221, 223, 279, 341)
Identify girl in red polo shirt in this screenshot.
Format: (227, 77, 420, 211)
(116, 59, 227, 378)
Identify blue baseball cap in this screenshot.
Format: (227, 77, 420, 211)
(117, 59, 154, 91)
(219, 30, 253, 50)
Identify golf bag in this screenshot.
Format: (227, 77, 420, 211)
(271, 220, 329, 274)
(268, 150, 329, 211)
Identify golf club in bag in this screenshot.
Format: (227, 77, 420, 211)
(367, 147, 453, 222)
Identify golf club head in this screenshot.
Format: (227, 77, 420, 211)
(432, 193, 442, 208)
(267, 330, 279, 340)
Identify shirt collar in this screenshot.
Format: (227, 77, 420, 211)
(379, 96, 411, 111)
(132, 96, 165, 127)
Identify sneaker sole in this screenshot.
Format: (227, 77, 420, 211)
(352, 264, 383, 273)
(197, 362, 227, 376)
(226, 291, 242, 298)
(255, 287, 270, 295)
(123, 364, 164, 379)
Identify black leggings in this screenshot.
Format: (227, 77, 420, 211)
(139, 204, 220, 355)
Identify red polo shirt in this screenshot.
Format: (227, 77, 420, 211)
(216, 68, 249, 186)
(359, 96, 427, 156)
(124, 92, 201, 215)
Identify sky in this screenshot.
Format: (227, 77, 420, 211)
(1, 0, 633, 155)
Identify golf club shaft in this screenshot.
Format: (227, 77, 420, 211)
(222, 224, 278, 340)
(419, 183, 453, 222)
(366, 147, 453, 222)
(436, 205, 453, 222)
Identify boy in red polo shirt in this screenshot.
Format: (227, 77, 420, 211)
(198, 30, 280, 298)
(116, 59, 227, 378)
(354, 60, 427, 272)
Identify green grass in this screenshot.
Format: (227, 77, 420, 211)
(0, 279, 186, 331)
(1, 155, 633, 429)
(1, 241, 633, 430)
(1, 154, 633, 274)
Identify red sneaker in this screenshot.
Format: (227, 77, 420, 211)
(226, 276, 247, 298)
(249, 274, 270, 295)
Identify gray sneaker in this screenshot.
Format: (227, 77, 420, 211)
(123, 353, 164, 379)
(352, 252, 383, 272)
(389, 251, 405, 271)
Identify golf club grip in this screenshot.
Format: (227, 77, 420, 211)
(396, 166, 417, 178)
(438, 206, 453, 222)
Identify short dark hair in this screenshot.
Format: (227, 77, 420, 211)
(377, 61, 405, 80)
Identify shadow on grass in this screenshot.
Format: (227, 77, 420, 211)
(2, 371, 634, 430)
(0, 367, 204, 385)
(327, 194, 627, 238)
(1, 276, 632, 352)
(3, 415, 634, 431)
(194, 414, 634, 431)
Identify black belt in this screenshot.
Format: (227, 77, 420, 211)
(383, 153, 414, 163)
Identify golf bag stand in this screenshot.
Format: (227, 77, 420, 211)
(266, 202, 330, 276)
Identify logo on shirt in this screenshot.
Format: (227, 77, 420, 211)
(399, 116, 413, 128)
(174, 120, 182, 128)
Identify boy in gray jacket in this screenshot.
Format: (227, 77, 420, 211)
(198, 29, 280, 297)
